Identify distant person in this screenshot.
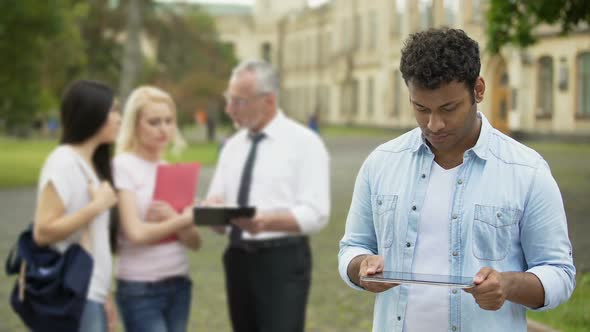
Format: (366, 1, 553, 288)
(338, 28, 576, 332)
(113, 86, 201, 332)
(307, 110, 320, 134)
(207, 59, 330, 332)
(47, 117, 60, 136)
(205, 99, 219, 142)
(32, 80, 120, 332)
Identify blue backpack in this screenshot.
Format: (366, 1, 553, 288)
(5, 225, 93, 332)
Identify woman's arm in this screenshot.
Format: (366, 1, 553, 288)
(176, 225, 202, 250)
(33, 181, 116, 246)
(118, 190, 193, 245)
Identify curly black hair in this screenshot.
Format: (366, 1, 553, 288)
(400, 28, 480, 94)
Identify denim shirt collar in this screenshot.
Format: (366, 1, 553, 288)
(411, 111, 492, 161)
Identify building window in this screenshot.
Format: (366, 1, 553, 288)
(354, 14, 362, 50)
(369, 11, 377, 50)
(392, 69, 401, 117)
(391, 0, 404, 35)
(471, 0, 484, 24)
(537, 56, 554, 117)
(578, 52, 590, 116)
(367, 77, 374, 117)
(261, 42, 271, 63)
(445, 0, 459, 26)
(419, 0, 433, 31)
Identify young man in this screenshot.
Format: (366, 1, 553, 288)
(207, 59, 330, 332)
(338, 28, 575, 332)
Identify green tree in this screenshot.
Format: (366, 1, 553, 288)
(0, 1, 68, 132)
(147, 4, 237, 124)
(39, 2, 89, 114)
(78, 0, 125, 88)
(487, 0, 590, 53)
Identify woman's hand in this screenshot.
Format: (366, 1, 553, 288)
(104, 295, 119, 332)
(146, 201, 177, 223)
(89, 181, 118, 211)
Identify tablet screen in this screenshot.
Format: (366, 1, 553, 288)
(361, 271, 474, 288)
(193, 206, 256, 226)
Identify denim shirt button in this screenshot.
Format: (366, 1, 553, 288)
(457, 179, 463, 185)
(406, 242, 411, 248)
(412, 205, 417, 211)
(452, 213, 458, 220)
(496, 212, 502, 218)
(452, 326, 457, 331)
(397, 316, 401, 321)
(452, 289, 458, 294)
(421, 173, 426, 179)
(452, 251, 458, 256)
(378, 200, 382, 205)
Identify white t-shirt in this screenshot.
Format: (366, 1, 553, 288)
(404, 162, 460, 332)
(36, 145, 112, 303)
(113, 152, 189, 282)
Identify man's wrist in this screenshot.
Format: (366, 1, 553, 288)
(347, 254, 369, 287)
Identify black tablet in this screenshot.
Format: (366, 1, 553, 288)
(361, 271, 474, 288)
(193, 206, 256, 226)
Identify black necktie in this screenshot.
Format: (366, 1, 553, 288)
(230, 132, 266, 247)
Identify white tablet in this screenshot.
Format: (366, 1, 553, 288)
(361, 271, 474, 288)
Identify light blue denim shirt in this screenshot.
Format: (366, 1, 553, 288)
(338, 113, 575, 332)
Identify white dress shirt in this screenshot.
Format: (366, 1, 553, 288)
(207, 111, 330, 240)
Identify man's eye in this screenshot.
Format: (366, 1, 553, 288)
(442, 107, 456, 112)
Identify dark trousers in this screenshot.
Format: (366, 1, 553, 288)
(223, 237, 311, 332)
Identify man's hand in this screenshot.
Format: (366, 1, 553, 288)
(146, 201, 177, 222)
(231, 213, 268, 235)
(356, 255, 399, 293)
(463, 267, 510, 311)
(201, 196, 226, 234)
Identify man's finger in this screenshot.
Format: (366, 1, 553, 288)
(474, 267, 494, 285)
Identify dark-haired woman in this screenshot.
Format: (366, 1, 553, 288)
(32, 80, 120, 332)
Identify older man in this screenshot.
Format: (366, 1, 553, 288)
(207, 59, 330, 332)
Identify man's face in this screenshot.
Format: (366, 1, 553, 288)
(409, 78, 484, 155)
(224, 72, 271, 131)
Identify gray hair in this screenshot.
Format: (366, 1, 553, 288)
(231, 59, 280, 102)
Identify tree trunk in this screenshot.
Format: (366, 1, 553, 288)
(119, 0, 143, 103)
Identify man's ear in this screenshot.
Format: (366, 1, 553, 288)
(474, 76, 485, 103)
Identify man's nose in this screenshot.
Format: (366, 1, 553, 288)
(427, 112, 445, 133)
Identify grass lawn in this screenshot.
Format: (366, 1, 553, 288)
(323, 125, 406, 138)
(0, 137, 219, 189)
(527, 273, 590, 332)
(0, 138, 57, 188)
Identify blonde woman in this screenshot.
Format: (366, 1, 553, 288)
(113, 86, 201, 332)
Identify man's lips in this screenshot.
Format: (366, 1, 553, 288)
(428, 133, 450, 143)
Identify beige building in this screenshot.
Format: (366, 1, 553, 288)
(203, 0, 590, 136)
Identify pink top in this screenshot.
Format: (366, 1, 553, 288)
(113, 153, 189, 281)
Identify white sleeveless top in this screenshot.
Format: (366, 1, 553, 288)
(36, 145, 112, 303)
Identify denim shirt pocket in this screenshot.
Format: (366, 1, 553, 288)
(472, 204, 521, 261)
(372, 194, 398, 248)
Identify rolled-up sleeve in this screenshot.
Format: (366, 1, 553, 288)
(522, 160, 576, 311)
(338, 158, 378, 290)
(291, 137, 330, 234)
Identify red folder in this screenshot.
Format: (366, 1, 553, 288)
(153, 162, 200, 244)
